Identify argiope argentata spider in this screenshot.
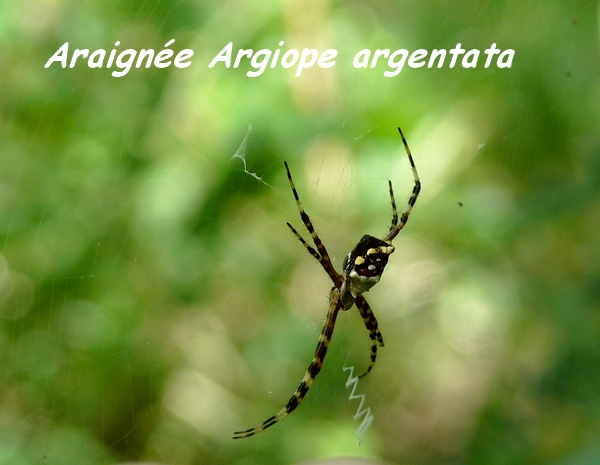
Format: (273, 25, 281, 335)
(233, 127, 421, 439)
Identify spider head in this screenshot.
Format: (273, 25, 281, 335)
(340, 235, 395, 309)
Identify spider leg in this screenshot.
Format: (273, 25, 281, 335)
(388, 179, 398, 230)
(385, 127, 421, 242)
(284, 161, 343, 286)
(287, 222, 345, 289)
(355, 294, 384, 378)
(233, 288, 342, 439)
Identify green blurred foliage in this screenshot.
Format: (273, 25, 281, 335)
(0, 0, 599, 464)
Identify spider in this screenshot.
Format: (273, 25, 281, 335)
(233, 127, 421, 439)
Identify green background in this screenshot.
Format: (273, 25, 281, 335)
(1, 0, 599, 464)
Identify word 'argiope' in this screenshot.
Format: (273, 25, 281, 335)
(233, 128, 421, 439)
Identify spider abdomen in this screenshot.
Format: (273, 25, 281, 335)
(340, 235, 395, 309)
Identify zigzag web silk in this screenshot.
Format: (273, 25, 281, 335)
(343, 353, 374, 445)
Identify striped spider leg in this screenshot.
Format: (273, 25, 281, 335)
(233, 127, 421, 439)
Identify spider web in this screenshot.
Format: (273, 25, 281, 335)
(230, 124, 274, 188)
(1, 1, 599, 465)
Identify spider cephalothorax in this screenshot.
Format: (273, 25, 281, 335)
(340, 235, 395, 310)
(233, 127, 421, 439)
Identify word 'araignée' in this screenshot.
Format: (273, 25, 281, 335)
(44, 40, 193, 77)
